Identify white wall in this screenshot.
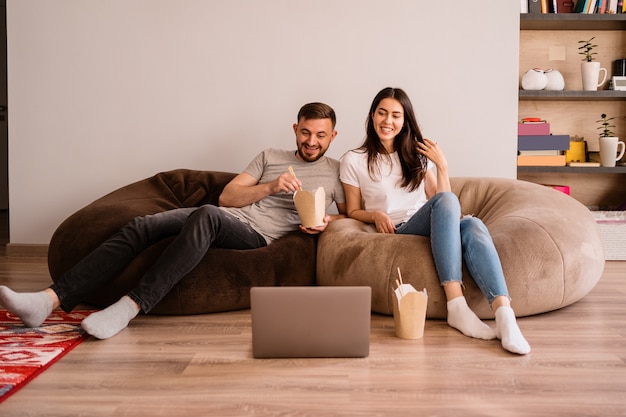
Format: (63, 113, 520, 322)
(7, 0, 520, 244)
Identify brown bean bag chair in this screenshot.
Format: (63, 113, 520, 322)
(47, 169, 317, 315)
(316, 177, 605, 319)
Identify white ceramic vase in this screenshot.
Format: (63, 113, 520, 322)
(581, 62, 607, 91)
(521, 68, 547, 90)
(544, 69, 565, 90)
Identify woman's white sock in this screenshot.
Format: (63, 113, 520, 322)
(495, 306, 531, 355)
(447, 296, 496, 340)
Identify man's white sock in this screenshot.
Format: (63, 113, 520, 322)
(0, 286, 53, 327)
(81, 296, 140, 339)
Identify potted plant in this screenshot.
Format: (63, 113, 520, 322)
(578, 37, 597, 62)
(578, 37, 607, 91)
(597, 114, 625, 167)
(597, 113, 615, 138)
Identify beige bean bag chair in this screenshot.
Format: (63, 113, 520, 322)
(317, 177, 605, 319)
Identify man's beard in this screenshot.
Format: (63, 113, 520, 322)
(297, 145, 326, 162)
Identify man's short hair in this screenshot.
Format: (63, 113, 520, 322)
(297, 102, 336, 129)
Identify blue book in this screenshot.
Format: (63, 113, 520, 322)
(518, 135, 570, 151)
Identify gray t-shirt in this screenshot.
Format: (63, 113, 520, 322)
(220, 148, 345, 244)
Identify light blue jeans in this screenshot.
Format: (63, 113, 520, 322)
(396, 192, 509, 304)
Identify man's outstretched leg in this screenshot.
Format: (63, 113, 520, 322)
(80, 206, 266, 340)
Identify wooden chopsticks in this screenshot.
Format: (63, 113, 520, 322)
(396, 267, 405, 297)
(288, 166, 303, 191)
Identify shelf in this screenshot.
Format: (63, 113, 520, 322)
(519, 90, 626, 101)
(518, 13, 626, 209)
(517, 165, 626, 173)
(520, 13, 626, 30)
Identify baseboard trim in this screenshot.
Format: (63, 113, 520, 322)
(5, 243, 49, 258)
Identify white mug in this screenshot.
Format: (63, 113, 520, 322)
(581, 62, 608, 91)
(599, 137, 625, 167)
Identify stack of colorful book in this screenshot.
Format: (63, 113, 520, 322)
(573, 0, 623, 14)
(517, 118, 569, 166)
(523, 0, 625, 13)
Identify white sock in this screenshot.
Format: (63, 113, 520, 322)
(495, 306, 531, 355)
(447, 296, 496, 340)
(0, 286, 53, 327)
(81, 296, 140, 339)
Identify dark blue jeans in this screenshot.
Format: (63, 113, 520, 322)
(50, 204, 267, 313)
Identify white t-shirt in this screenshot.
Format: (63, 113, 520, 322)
(221, 148, 345, 244)
(339, 149, 432, 225)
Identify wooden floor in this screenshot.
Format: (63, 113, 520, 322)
(1, 257, 625, 417)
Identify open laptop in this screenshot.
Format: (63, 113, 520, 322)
(250, 286, 371, 358)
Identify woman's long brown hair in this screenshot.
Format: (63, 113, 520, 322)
(359, 87, 427, 191)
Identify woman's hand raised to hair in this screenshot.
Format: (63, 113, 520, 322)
(417, 138, 448, 172)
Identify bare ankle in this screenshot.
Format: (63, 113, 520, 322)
(44, 288, 61, 310)
(491, 296, 511, 311)
(443, 281, 463, 300)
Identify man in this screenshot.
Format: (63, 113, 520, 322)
(0, 102, 346, 339)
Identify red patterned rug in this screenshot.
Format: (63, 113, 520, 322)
(0, 309, 94, 403)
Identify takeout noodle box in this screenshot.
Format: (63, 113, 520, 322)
(293, 187, 325, 228)
(392, 284, 428, 339)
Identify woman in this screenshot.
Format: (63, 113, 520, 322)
(340, 87, 530, 354)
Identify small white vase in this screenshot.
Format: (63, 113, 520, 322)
(544, 69, 565, 90)
(521, 68, 547, 90)
(581, 62, 607, 91)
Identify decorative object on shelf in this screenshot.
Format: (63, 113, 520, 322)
(615, 59, 626, 77)
(521, 68, 564, 91)
(544, 69, 565, 90)
(578, 37, 608, 91)
(565, 135, 586, 163)
(612, 76, 626, 91)
(597, 114, 625, 167)
(521, 68, 547, 90)
(612, 59, 626, 90)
